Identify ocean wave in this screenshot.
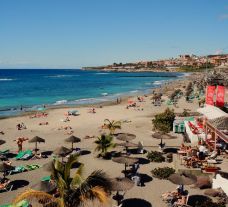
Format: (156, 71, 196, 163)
(101, 93, 108, 96)
(45, 75, 80, 78)
(130, 90, 139, 93)
(0, 78, 14, 81)
(153, 80, 163, 85)
(53, 100, 68, 105)
(95, 73, 109, 75)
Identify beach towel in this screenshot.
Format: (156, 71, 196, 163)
(25, 164, 40, 171)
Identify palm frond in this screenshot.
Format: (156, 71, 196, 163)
(64, 154, 79, 182)
(13, 189, 60, 207)
(90, 186, 109, 204)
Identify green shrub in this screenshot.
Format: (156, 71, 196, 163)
(147, 151, 165, 162)
(151, 167, 175, 179)
(152, 108, 175, 133)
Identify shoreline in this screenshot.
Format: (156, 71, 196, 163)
(0, 72, 194, 119)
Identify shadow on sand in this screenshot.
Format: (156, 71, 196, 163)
(11, 180, 30, 191)
(80, 150, 91, 156)
(163, 148, 179, 154)
(42, 150, 53, 156)
(187, 195, 212, 206)
(122, 198, 152, 207)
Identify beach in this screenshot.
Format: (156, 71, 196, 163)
(0, 72, 208, 206)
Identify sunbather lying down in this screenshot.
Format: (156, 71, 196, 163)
(0, 179, 10, 188)
(39, 122, 49, 125)
(64, 130, 74, 135)
(162, 191, 179, 200)
(84, 135, 95, 139)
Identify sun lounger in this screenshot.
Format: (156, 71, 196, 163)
(8, 166, 26, 175)
(15, 151, 26, 160)
(0, 150, 9, 155)
(15, 150, 33, 160)
(41, 175, 51, 182)
(21, 150, 33, 160)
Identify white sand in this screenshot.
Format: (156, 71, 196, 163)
(0, 84, 214, 206)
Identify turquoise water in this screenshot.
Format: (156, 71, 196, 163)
(0, 69, 185, 116)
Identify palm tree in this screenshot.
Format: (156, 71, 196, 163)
(13, 154, 112, 207)
(94, 134, 116, 158)
(103, 119, 121, 134)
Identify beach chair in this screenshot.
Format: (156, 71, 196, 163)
(137, 141, 144, 154)
(0, 150, 9, 155)
(21, 150, 33, 160)
(15, 151, 26, 160)
(8, 166, 26, 175)
(41, 175, 51, 182)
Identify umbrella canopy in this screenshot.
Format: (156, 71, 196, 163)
(31, 181, 56, 193)
(168, 173, 197, 185)
(116, 133, 136, 142)
(43, 161, 54, 172)
(53, 146, 71, 157)
(29, 136, 45, 143)
(65, 135, 81, 150)
(112, 156, 139, 165)
(152, 132, 177, 139)
(29, 136, 45, 152)
(111, 177, 134, 191)
(209, 116, 228, 130)
(65, 135, 81, 143)
(0, 139, 6, 145)
(117, 142, 138, 148)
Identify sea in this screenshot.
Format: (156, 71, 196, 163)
(0, 69, 187, 117)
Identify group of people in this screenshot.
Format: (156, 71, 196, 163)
(16, 122, 26, 130)
(162, 185, 188, 206)
(29, 112, 48, 118)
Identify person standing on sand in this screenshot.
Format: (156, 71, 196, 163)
(14, 137, 29, 152)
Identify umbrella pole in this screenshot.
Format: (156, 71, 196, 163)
(124, 163, 127, 177)
(35, 142, 37, 154)
(72, 142, 73, 151)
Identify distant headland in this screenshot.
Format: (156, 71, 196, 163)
(82, 54, 228, 72)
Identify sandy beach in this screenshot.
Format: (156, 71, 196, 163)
(0, 72, 211, 206)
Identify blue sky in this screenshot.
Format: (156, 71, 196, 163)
(0, 0, 228, 69)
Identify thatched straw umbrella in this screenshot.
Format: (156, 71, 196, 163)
(117, 142, 138, 152)
(43, 161, 54, 172)
(53, 146, 71, 162)
(116, 133, 136, 142)
(168, 173, 197, 192)
(65, 135, 81, 150)
(29, 136, 45, 152)
(209, 116, 228, 130)
(111, 177, 134, 192)
(0, 162, 15, 178)
(112, 156, 138, 176)
(111, 177, 134, 205)
(31, 181, 56, 193)
(152, 132, 177, 139)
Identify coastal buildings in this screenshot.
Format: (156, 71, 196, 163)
(83, 54, 228, 72)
